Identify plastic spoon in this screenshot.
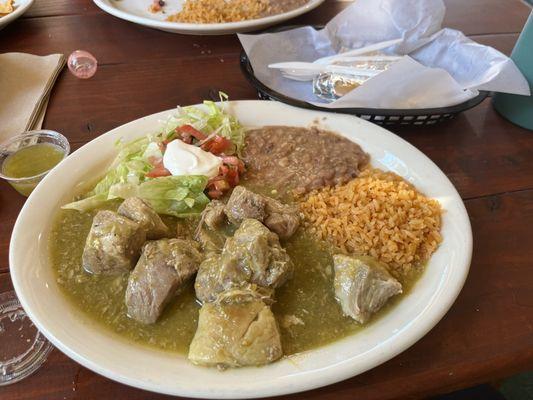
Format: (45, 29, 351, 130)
(268, 38, 403, 81)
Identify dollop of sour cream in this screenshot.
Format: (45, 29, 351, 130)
(163, 139, 222, 178)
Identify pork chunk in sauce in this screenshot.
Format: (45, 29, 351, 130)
(199, 200, 227, 231)
(225, 186, 300, 239)
(188, 290, 282, 368)
(193, 254, 225, 303)
(82, 210, 146, 275)
(225, 186, 267, 225)
(194, 200, 230, 254)
(118, 197, 170, 239)
(333, 254, 402, 324)
(195, 219, 292, 303)
(223, 219, 293, 288)
(125, 239, 203, 324)
(243, 126, 369, 195)
(264, 199, 300, 239)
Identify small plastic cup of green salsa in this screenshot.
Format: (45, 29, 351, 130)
(0, 130, 70, 196)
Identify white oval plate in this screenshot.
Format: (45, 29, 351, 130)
(10, 101, 472, 398)
(0, 0, 34, 31)
(93, 0, 325, 35)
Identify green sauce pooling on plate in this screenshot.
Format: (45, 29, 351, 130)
(2, 143, 65, 196)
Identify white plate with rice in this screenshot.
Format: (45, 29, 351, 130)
(0, 0, 34, 31)
(10, 100, 472, 398)
(93, 0, 325, 35)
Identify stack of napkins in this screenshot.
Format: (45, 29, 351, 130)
(0, 53, 65, 142)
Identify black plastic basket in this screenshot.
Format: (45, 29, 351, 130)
(239, 26, 489, 126)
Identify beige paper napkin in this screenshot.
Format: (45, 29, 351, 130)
(0, 53, 65, 142)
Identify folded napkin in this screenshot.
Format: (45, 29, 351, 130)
(0, 53, 65, 142)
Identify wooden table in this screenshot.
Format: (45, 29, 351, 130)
(1, 1, 532, 399)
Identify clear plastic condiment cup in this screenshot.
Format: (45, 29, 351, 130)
(0, 130, 70, 197)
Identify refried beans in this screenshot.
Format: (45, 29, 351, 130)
(242, 126, 369, 195)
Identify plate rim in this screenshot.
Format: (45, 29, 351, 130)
(92, 0, 326, 33)
(0, 0, 34, 28)
(10, 100, 472, 398)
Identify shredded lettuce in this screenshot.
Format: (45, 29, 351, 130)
(63, 175, 209, 217)
(162, 92, 245, 155)
(62, 96, 242, 216)
(61, 193, 109, 213)
(62, 137, 208, 216)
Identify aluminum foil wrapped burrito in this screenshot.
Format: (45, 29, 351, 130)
(312, 55, 400, 101)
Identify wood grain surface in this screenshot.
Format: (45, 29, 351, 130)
(0, 0, 532, 399)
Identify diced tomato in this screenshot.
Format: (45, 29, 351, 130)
(221, 156, 245, 173)
(226, 167, 239, 186)
(219, 165, 229, 176)
(204, 135, 231, 155)
(146, 166, 171, 178)
(178, 125, 206, 141)
(205, 154, 245, 199)
(200, 143, 209, 152)
(208, 189, 224, 199)
(146, 157, 171, 177)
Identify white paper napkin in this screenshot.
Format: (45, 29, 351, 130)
(0, 53, 65, 142)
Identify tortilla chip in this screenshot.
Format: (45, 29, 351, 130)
(0, 0, 14, 16)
